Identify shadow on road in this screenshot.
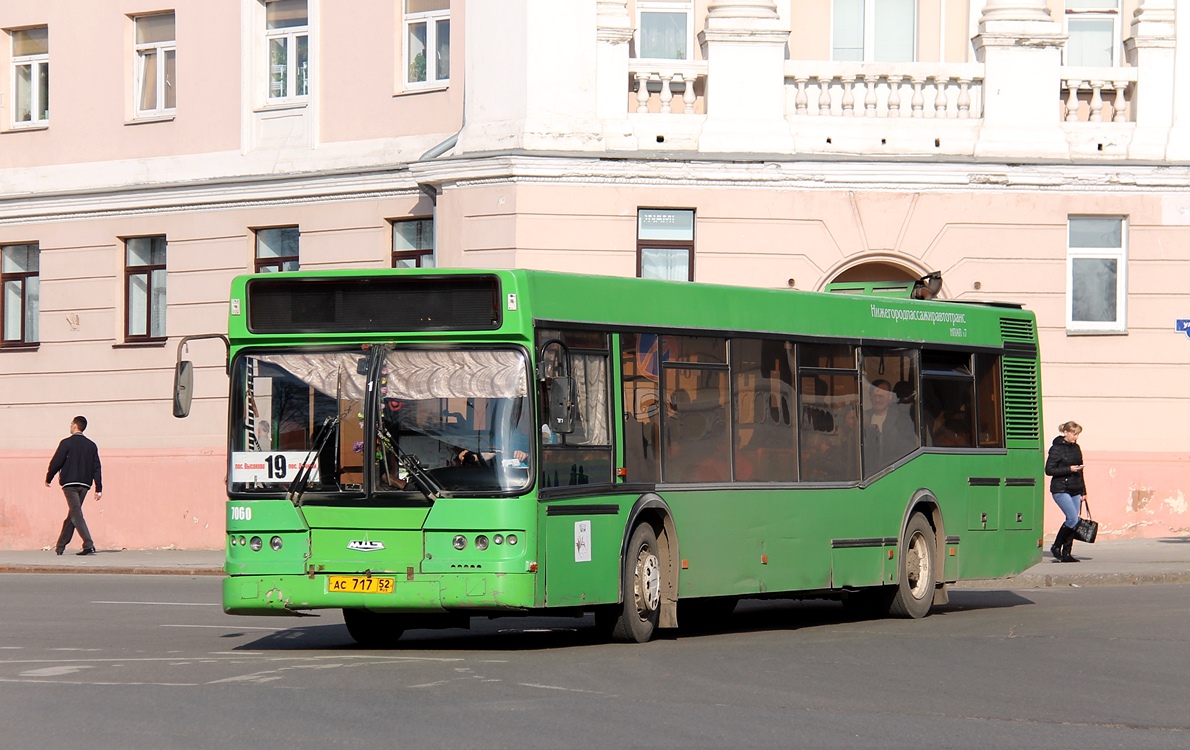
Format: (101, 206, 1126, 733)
(234, 588, 1035, 652)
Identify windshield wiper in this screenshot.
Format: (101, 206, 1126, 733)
(379, 425, 442, 502)
(286, 415, 340, 506)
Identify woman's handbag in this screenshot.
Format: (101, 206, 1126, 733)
(1074, 497, 1098, 543)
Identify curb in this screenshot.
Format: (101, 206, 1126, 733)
(0, 565, 224, 576)
(953, 571, 1190, 589)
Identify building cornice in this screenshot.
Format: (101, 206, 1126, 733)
(412, 153, 1190, 194)
(6, 152, 1190, 225)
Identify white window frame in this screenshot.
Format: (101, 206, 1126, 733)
(404, 1, 450, 89)
(1063, 0, 1121, 68)
(634, 1, 694, 61)
(134, 13, 176, 118)
(831, 0, 917, 63)
(1066, 216, 1128, 334)
(264, 0, 309, 104)
(10, 26, 49, 127)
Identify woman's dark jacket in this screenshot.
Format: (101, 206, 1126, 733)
(1045, 435, 1085, 495)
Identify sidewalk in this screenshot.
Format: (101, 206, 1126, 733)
(2, 538, 1190, 587)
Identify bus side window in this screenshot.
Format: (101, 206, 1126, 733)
(975, 354, 1004, 448)
(921, 351, 975, 448)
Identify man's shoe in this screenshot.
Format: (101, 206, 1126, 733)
(54, 549, 64, 556)
(77, 548, 96, 556)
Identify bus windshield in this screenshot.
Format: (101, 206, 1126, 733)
(229, 347, 532, 497)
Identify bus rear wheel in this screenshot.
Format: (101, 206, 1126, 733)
(604, 524, 662, 643)
(889, 513, 937, 619)
(342, 608, 406, 648)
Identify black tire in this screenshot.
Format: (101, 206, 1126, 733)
(342, 608, 406, 647)
(888, 513, 937, 619)
(607, 524, 662, 643)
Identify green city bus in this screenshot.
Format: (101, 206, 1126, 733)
(174, 268, 1044, 644)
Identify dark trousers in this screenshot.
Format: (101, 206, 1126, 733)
(55, 486, 94, 552)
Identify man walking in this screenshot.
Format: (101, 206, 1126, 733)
(45, 416, 103, 556)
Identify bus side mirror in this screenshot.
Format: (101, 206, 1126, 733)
(173, 360, 194, 418)
(548, 376, 576, 434)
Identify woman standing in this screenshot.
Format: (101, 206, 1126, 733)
(1045, 421, 1086, 563)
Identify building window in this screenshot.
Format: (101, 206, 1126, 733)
(1, 243, 39, 345)
(255, 227, 300, 272)
(635, 1, 693, 60)
(638, 209, 694, 281)
(1064, 0, 1119, 67)
(125, 236, 167, 340)
(265, 0, 308, 102)
(392, 218, 435, 268)
(11, 26, 49, 126)
(404, 0, 449, 88)
(832, 0, 916, 62)
(135, 13, 176, 116)
(1067, 216, 1127, 333)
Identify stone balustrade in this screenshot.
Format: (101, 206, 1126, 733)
(627, 60, 708, 114)
(1060, 66, 1137, 123)
(783, 62, 985, 120)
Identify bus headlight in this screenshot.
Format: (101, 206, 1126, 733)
(475, 535, 489, 551)
(507, 534, 518, 546)
(453, 535, 467, 550)
(249, 536, 263, 552)
(493, 534, 504, 545)
(270, 536, 283, 551)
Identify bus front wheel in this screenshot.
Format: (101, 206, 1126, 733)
(603, 523, 662, 643)
(343, 608, 406, 648)
(889, 514, 937, 619)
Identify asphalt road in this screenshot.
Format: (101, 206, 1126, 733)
(3, 574, 1189, 749)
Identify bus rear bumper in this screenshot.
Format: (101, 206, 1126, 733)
(222, 572, 538, 616)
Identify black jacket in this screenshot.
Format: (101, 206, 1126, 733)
(1044, 435, 1085, 496)
(46, 433, 103, 492)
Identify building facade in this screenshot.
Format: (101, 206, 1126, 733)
(1, 0, 1187, 550)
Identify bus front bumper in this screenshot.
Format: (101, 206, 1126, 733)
(222, 572, 538, 616)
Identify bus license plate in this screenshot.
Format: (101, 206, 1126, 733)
(328, 576, 395, 594)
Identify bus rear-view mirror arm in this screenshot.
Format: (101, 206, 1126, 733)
(173, 334, 231, 418)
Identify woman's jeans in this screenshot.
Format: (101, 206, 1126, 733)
(1052, 492, 1081, 530)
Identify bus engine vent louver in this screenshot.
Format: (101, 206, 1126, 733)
(1000, 316, 1040, 446)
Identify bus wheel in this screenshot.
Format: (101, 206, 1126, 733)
(889, 514, 937, 619)
(342, 608, 406, 647)
(608, 524, 662, 643)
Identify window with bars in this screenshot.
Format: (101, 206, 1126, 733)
(125, 236, 167, 340)
(2, 242, 40, 345)
(11, 26, 49, 126)
(134, 13, 176, 116)
(255, 227, 300, 273)
(404, 0, 449, 88)
(391, 218, 435, 268)
(265, 0, 308, 103)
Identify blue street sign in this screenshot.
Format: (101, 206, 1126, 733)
(1178, 319, 1190, 339)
